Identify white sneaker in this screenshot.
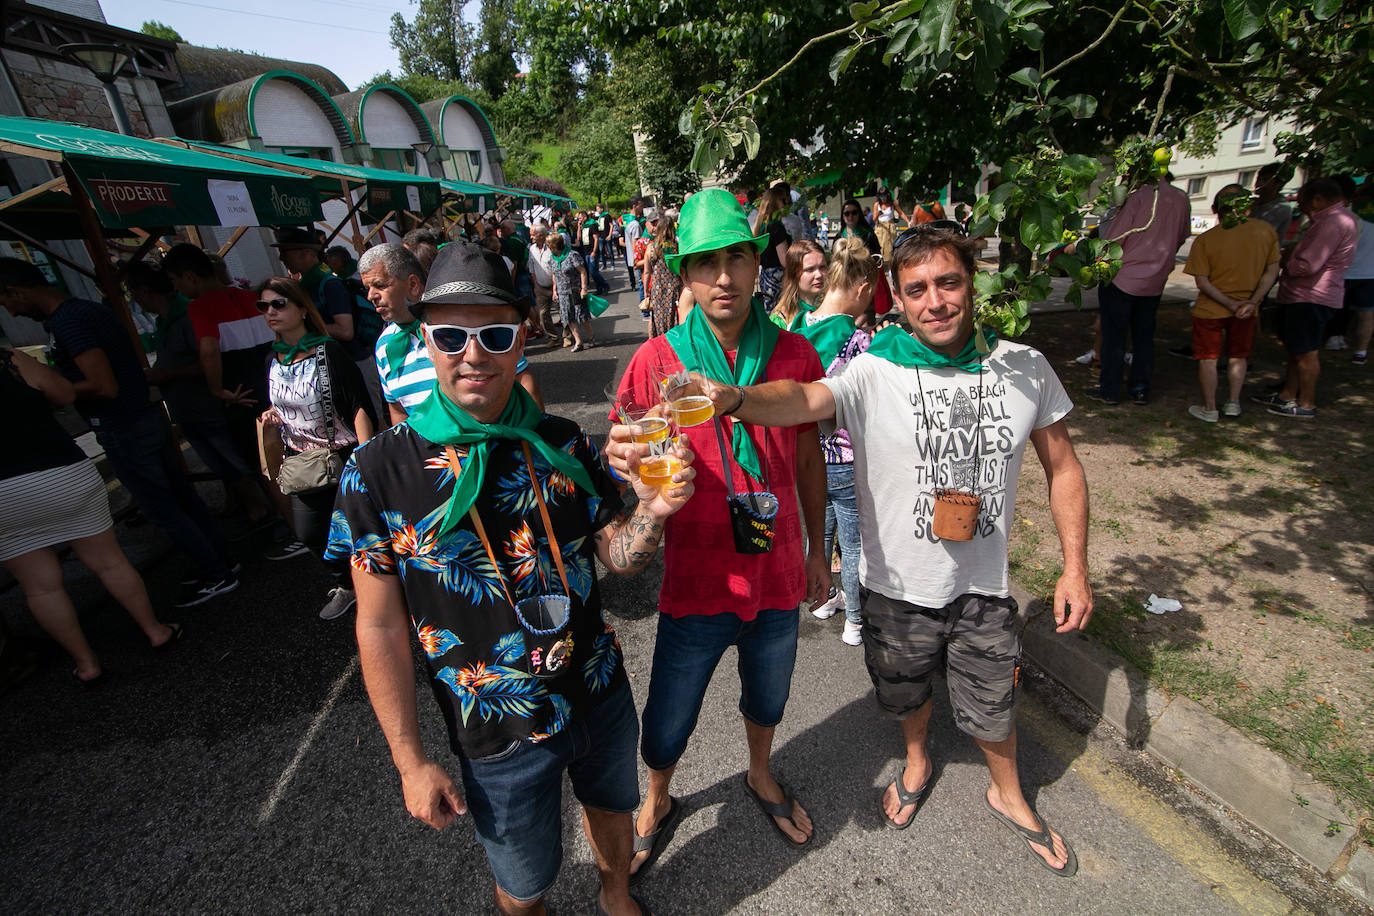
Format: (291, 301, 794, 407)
(842, 619, 863, 646)
(1188, 404, 1219, 423)
(319, 587, 357, 620)
(811, 590, 842, 619)
(1124, 352, 1134, 366)
(1221, 401, 1242, 417)
(1324, 335, 1347, 351)
(1073, 348, 1096, 365)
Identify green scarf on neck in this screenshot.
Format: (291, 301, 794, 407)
(272, 332, 331, 362)
(865, 325, 996, 372)
(786, 300, 816, 332)
(551, 250, 570, 266)
(407, 382, 598, 540)
(665, 299, 779, 480)
(382, 319, 422, 373)
(151, 293, 190, 352)
(796, 313, 856, 369)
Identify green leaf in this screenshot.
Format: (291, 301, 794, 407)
(1018, 197, 1062, 252)
(887, 19, 920, 60)
(1059, 94, 1098, 119)
(880, 0, 927, 27)
(1066, 284, 1083, 309)
(1222, 0, 1265, 41)
(1018, 23, 1045, 51)
(1010, 0, 1052, 16)
(849, 1, 880, 22)
(1310, 0, 1340, 18)
(1048, 252, 1082, 277)
(1009, 66, 1041, 89)
(678, 107, 695, 136)
(917, 0, 959, 56)
(829, 43, 861, 81)
(971, 0, 1009, 31)
(740, 118, 760, 160)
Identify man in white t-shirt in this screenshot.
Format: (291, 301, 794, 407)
(694, 224, 1093, 878)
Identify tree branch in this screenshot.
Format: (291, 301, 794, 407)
(1042, 0, 1132, 79)
(1148, 66, 1175, 137)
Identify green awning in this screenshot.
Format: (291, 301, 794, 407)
(172, 140, 443, 220)
(0, 116, 322, 232)
(439, 178, 501, 212)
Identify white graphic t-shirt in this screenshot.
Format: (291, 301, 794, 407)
(269, 355, 360, 453)
(820, 339, 1073, 607)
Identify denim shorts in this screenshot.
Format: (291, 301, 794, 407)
(458, 681, 639, 903)
(641, 607, 799, 771)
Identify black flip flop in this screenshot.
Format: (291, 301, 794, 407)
(153, 623, 184, 653)
(630, 796, 682, 883)
(984, 795, 1079, 878)
(885, 764, 934, 830)
(596, 891, 652, 916)
(743, 776, 809, 847)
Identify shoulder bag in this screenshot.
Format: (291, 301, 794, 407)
(277, 344, 345, 495)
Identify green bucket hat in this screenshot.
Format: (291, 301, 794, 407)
(666, 187, 769, 276)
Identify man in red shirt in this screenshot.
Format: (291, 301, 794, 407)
(607, 188, 829, 874)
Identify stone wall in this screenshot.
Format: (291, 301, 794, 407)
(1, 49, 170, 138)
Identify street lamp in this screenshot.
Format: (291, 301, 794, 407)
(57, 42, 134, 135)
(411, 140, 434, 176)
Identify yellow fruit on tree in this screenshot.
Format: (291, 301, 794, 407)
(1152, 147, 1172, 166)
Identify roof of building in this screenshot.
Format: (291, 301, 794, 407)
(166, 44, 347, 102)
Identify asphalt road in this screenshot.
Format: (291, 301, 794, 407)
(0, 259, 1360, 915)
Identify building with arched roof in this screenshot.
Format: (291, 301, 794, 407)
(331, 83, 439, 177)
(168, 70, 357, 162)
(419, 95, 507, 187)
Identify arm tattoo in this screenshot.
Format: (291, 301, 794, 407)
(604, 506, 665, 574)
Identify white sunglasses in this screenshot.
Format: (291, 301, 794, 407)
(425, 323, 522, 355)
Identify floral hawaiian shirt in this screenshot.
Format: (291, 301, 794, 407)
(325, 417, 627, 759)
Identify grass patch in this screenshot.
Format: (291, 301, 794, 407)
(1083, 593, 1374, 817)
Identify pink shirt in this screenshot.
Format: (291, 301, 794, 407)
(614, 333, 822, 620)
(1277, 203, 1359, 308)
(1105, 180, 1192, 297)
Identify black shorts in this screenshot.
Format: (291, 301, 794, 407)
(1280, 301, 1338, 354)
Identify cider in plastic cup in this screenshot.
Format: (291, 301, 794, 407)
(670, 395, 714, 427)
(631, 415, 671, 444)
(638, 454, 683, 487)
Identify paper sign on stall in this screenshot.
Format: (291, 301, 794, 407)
(405, 185, 421, 212)
(208, 179, 260, 227)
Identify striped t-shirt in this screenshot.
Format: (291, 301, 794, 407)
(373, 325, 533, 413)
(374, 324, 436, 410)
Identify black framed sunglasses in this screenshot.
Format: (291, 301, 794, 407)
(892, 219, 968, 250)
(255, 297, 292, 312)
(841, 208, 862, 217)
(426, 322, 521, 355)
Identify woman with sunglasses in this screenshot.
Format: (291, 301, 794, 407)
(258, 278, 376, 620)
(770, 240, 827, 330)
(548, 233, 595, 352)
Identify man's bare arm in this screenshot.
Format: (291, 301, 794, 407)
(1029, 419, 1092, 633)
(594, 500, 668, 576)
(354, 567, 466, 829)
(698, 376, 837, 428)
(794, 427, 832, 603)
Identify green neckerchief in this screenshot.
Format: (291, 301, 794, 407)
(299, 261, 335, 299)
(786, 300, 817, 332)
(408, 382, 598, 540)
(666, 298, 779, 480)
(382, 319, 422, 373)
(865, 325, 996, 373)
(272, 332, 332, 363)
(550, 250, 570, 267)
(796, 313, 856, 368)
(151, 293, 190, 352)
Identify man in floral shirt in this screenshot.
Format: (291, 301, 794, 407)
(327, 240, 694, 916)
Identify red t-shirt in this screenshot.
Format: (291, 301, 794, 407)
(615, 333, 822, 620)
(189, 287, 274, 352)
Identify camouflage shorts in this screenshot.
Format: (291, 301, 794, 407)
(861, 590, 1021, 742)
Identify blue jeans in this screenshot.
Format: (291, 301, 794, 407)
(179, 418, 254, 482)
(95, 407, 230, 577)
(824, 463, 862, 624)
(459, 681, 639, 903)
(641, 607, 799, 771)
(587, 257, 608, 295)
(1098, 282, 1160, 400)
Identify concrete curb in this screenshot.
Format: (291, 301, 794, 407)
(1012, 582, 1372, 905)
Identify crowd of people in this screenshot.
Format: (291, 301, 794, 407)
(0, 159, 1369, 914)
